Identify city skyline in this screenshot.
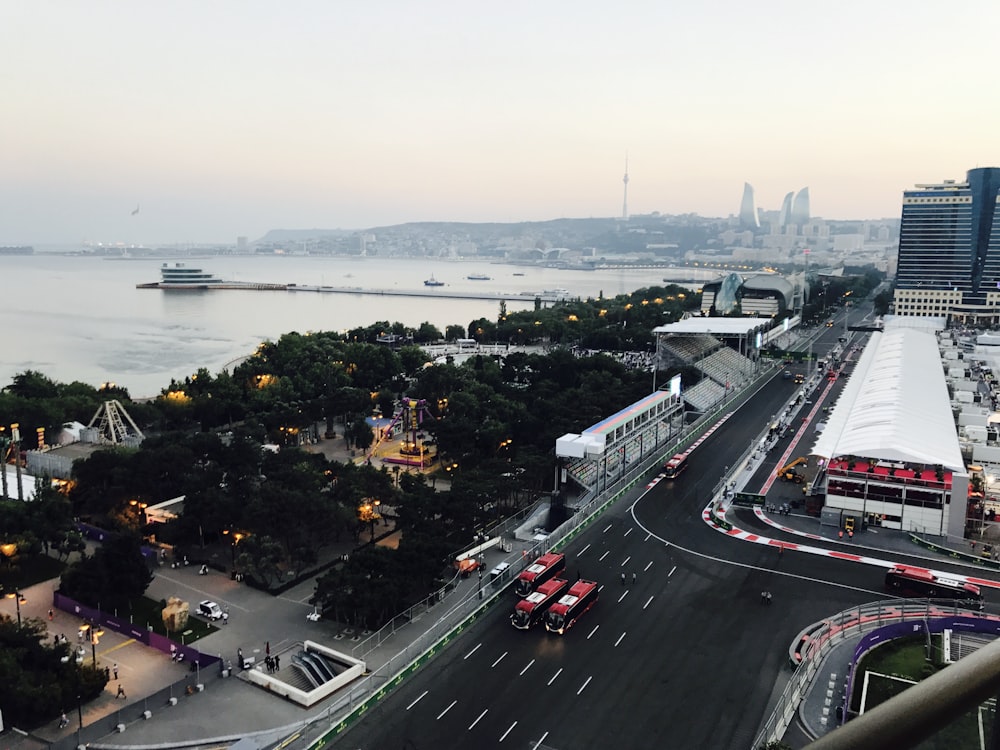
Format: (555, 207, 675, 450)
(3, 1, 1000, 246)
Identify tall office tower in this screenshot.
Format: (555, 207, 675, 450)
(739, 182, 760, 229)
(778, 192, 795, 228)
(894, 167, 1000, 324)
(622, 156, 629, 220)
(791, 187, 810, 225)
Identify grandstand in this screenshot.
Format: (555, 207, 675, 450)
(653, 318, 770, 413)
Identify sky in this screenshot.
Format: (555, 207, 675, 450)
(3, 1, 1000, 246)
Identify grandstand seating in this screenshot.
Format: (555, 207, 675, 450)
(696, 348, 755, 386)
(682, 379, 726, 411)
(661, 334, 721, 364)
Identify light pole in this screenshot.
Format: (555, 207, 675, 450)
(5, 589, 26, 628)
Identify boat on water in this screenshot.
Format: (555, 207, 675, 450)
(467, 273, 491, 281)
(424, 275, 445, 287)
(136, 263, 286, 291)
(512, 272, 525, 276)
(158, 263, 225, 287)
(543, 288, 570, 297)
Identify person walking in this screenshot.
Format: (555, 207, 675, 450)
(621, 572, 626, 585)
(48, 609, 54, 621)
(59, 712, 69, 728)
(632, 571, 636, 584)
(113, 663, 118, 680)
(116, 684, 126, 700)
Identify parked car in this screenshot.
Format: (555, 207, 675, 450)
(198, 600, 224, 620)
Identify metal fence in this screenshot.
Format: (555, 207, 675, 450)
(749, 599, 996, 750)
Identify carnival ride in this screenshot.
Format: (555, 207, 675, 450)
(366, 397, 437, 467)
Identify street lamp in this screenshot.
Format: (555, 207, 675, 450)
(81, 621, 103, 666)
(5, 589, 26, 628)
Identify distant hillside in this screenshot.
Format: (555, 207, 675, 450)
(255, 228, 355, 243)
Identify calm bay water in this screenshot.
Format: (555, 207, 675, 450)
(0, 254, 709, 398)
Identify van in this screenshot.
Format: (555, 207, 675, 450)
(198, 600, 224, 620)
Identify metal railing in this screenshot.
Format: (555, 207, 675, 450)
(750, 600, 998, 749)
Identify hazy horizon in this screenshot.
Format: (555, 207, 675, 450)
(4, 1, 999, 246)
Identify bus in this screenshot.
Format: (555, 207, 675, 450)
(663, 453, 689, 479)
(514, 552, 566, 597)
(884, 566, 984, 609)
(544, 579, 599, 634)
(511, 578, 569, 630)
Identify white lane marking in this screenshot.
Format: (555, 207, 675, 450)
(406, 690, 428, 710)
(520, 659, 535, 676)
(469, 708, 488, 730)
(620, 555, 631, 567)
(579, 543, 592, 555)
(624, 528, 633, 537)
(533, 731, 550, 750)
(599, 551, 610, 561)
(499, 721, 518, 742)
(669, 565, 677, 577)
(603, 523, 613, 533)
(577, 675, 593, 695)
(644, 533, 651, 542)
(547, 667, 563, 686)
(587, 624, 600, 639)
(597, 584, 605, 592)
(491, 651, 508, 668)
(464, 643, 481, 660)
(643, 595, 654, 610)
(617, 590, 629, 603)
(615, 631, 627, 647)
(437, 700, 457, 720)
(644, 560, 653, 572)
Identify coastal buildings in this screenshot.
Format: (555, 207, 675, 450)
(893, 167, 1000, 324)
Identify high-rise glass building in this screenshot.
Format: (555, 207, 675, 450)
(894, 167, 1000, 324)
(791, 188, 810, 225)
(739, 182, 760, 229)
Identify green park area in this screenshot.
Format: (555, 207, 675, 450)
(851, 635, 994, 750)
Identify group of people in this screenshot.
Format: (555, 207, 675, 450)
(760, 590, 773, 605)
(264, 654, 281, 673)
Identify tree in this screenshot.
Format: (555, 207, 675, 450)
(58, 533, 153, 610)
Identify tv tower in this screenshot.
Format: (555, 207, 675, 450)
(622, 154, 629, 221)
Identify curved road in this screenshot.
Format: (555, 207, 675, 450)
(335, 317, 1000, 750)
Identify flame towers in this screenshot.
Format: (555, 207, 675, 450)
(739, 183, 760, 229)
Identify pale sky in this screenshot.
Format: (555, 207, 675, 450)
(3, 1, 999, 245)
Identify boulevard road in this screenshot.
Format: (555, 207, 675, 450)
(336, 374, 913, 750)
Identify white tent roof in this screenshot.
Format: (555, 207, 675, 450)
(652, 317, 769, 336)
(811, 328, 965, 472)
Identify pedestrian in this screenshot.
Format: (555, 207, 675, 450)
(104, 666, 110, 681)
(761, 590, 767, 604)
(766, 591, 773, 606)
(632, 571, 636, 584)
(48, 609, 54, 621)
(113, 663, 118, 680)
(621, 572, 626, 585)
(116, 684, 126, 700)
(59, 712, 69, 728)
(222, 611, 229, 625)
(275, 655, 280, 670)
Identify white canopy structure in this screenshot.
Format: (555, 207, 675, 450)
(811, 327, 965, 472)
(652, 317, 770, 337)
